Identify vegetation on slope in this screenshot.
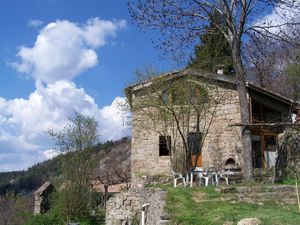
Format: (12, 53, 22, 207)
(0, 138, 129, 196)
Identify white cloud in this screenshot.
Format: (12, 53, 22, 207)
(43, 149, 59, 159)
(12, 18, 126, 83)
(27, 19, 44, 27)
(0, 81, 131, 172)
(253, 1, 300, 35)
(99, 97, 131, 141)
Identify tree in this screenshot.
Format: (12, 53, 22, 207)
(286, 52, 300, 99)
(128, 0, 300, 180)
(189, 11, 233, 75)
(245, 37, 282, 88)
(49, 113, 99, 221)
(0, 192, 15, 225)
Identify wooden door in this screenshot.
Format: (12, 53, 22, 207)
(192, 154, 202, 167)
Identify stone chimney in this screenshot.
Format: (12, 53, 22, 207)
(216, 65, 225, 75)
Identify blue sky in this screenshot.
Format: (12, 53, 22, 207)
(0, 0, 179, 172)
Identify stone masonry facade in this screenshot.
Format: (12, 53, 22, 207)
(130, 76, 243, 180)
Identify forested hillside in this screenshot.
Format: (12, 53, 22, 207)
(0, 137, 131, 196)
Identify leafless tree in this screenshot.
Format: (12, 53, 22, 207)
(128, 0, 300, 180)
(0, 192, 15, 225)
(245, 37, 281, 88)
(96, 168, 130, 209)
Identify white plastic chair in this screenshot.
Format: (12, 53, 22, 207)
(197, 169, 213, 187)
(172, 171, 186, 187)
(219, 169, 230, 186)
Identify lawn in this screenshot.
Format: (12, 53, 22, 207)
(166, 186, 300, 225)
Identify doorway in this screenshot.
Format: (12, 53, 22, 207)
(251, 132, 278, 169)
(188, 132, 202, 167)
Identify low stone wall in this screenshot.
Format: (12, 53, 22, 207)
(106, 188, 169, 225)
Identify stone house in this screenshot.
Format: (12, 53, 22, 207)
(125, 69, 298, 180)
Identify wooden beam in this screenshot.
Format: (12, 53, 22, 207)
(229, 122, 300, 127)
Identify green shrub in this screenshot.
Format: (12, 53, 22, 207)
(24, 212, 64, 225)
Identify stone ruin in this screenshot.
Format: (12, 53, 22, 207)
(33, 181, 54, 215)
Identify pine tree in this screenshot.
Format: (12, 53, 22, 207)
(189, 12, 233, 75)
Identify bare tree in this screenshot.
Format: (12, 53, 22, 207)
(0, 192, 15, 225)
(96, 168, 130, 209)
(128, 0, 300, 180)
(245, 37, 281, 88)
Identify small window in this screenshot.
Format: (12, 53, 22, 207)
(171, 91, 180, 105)
(189, 87, 208, 104)
(162, 89, 169, 103)
(189, 87, 199, 103)
(159, 136, 171, 156)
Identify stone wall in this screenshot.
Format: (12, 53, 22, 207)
(106, 188, 169, 225)
(275, 128, 300, 180)
(130, 77, 243, 180)
(202, 86, 243, 169)
(34, 181, 54, 215)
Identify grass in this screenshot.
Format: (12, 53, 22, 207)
(165, 186, 300, 225)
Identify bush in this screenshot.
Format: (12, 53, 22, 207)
(24, 212, 64, 225)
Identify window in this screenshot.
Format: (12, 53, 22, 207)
(162, 89, 169, 103)
(171, 90, 181, 105)
(159, 136, 171, 156)
(189, 87, 199, 103)
(189, 87, 208, 104)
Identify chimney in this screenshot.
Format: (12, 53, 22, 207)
(216, 65, 225, 75)
(217, 69, 224, 75)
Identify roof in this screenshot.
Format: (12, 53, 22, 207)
(125, 68, 235, 92)
(246, 82, 298, 107)
(125, 68, 299, 108)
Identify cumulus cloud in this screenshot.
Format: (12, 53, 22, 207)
(27, 19, 44, 27)
(0, 81, 130, 171)
(12, 18, 126, 83)
(99, 97, 131, 141)
(253, 1, 300, 35)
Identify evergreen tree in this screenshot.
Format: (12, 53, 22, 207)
(189, 12, 233, 75)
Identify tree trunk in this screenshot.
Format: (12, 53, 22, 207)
(232, 40, 253, 181)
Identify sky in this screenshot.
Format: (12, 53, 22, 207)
(0, 0, 297, 172)
(0, 0, 180, 172)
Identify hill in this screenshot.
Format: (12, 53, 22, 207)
(0, 137, 131, 196)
